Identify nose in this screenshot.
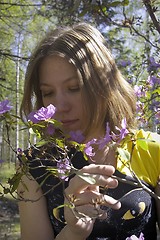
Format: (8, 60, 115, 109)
(54, 93, 71, 113)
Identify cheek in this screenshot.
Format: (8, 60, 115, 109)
(77, 97, 85, 115)
(42, 97, 53, 107)
(42, 101, 49, 108)
(79, 103, 88, 126)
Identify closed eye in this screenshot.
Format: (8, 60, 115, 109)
(41, 91, 54, 97)
(68, 86, 80, 92)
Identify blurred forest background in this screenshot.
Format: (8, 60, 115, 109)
(0, 0, 160, 239)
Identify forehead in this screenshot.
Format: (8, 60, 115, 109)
(39, 55, 79, 85)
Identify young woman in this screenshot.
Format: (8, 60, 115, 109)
(18, 22, 160, 240)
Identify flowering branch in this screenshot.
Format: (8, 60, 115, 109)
(0, 99, 159, 240)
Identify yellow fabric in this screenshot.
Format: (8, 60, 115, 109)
(117, 129, 160, 187)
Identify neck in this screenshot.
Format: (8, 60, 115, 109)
(89, 144, 117, 167)
(84, 128, 105, 144)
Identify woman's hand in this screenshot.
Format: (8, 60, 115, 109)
(63, 164, 121, 239)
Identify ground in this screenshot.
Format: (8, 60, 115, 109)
(0, 197, 20, 240)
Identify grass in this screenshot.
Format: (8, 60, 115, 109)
(0, 162, 20, 240)
(0, 162, 16, 190)
(0, 216, 20, 240)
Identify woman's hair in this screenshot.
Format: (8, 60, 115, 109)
(20, 22, 136, 134)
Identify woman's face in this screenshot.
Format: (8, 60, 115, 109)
(39, 55, 86, 134)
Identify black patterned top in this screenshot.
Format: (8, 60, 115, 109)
(24, 132, 159, 240)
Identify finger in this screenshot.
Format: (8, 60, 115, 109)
(64, 200, 95, 226)
(85, 185, 99, 192)
(65, 164, 118, 195)
(69, 191, 121, 210)
(80, 165, 117, 189)
(81, 164, 115, 175)
(65, 174, 118, 196)
(73, 204, 107, 219)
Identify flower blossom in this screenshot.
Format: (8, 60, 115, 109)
(84, 139, 97, 157)
(134, 85, 145, 98)
(112, 118, 129, 143)
(17, 148, 23, 153)
(28, 104, 56, 123)
(126, 232, 144, 240)
(69, 130, 85, 143)
(136, 100, 144, 112)
(0, 99, 12, 115)
(155, 108, 160, 124)
(84, 144, 95, 157)
(118, 60, 131, 67)
(148, 57, 160, 72)
(88, 119, 129, 152)
(98, 122, 112, 149)
(46, 123, 55, 135)
(147, 75, 160, 86)
(57, 158, 71, 181)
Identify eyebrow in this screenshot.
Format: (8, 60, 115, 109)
(40, 76, 78, 87)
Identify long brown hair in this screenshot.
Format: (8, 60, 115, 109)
(20, 22, 136, 134)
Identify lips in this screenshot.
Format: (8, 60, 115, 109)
(61, 119, 78, 127)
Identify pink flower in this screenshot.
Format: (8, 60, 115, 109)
(126, 232, 144, 240)
(84, 139, 96, 157)
(0, 99, 12, 115)
(69, 130, 85, 143)
(28, 104, 56, 123)
(148, 75, 160, 86)
(134, 85, 145, 98)
(118, 59, 131, 67)
(98, 122, 112, 149)
(46, 123, 55, 135)
(148, 57, 160, 71)
(57, 158, 71, 181)
(112, 118, 129, 143)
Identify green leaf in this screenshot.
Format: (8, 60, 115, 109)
(46, 167, 58, 173)
(101, 6, 107, 12)
(35, 140, 48, 147)
(109, 0, 129, 7)
(152, 89, 160, 94)
(53, 204, 71, 223)
(56, 139, 65, 148)
(122, 0, 129, 6)
(48, 119, 62, 127)
(117, 147, 130, 161)
(8, 172, 23, 193)
(33, 123, 46, 128)
(136, 139, 148, 151)
(109, 1, 122, 7)
(77, 172, 96, 184)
